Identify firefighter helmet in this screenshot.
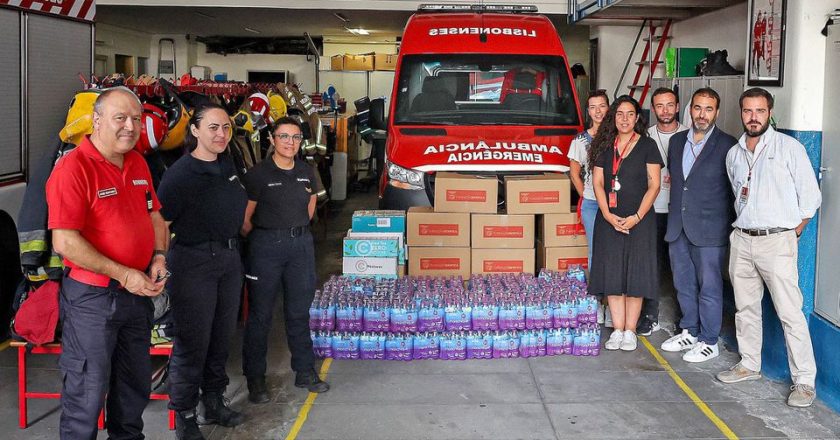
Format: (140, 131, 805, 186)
(59, 90, 101, 145)
(135, 103, 169, 155)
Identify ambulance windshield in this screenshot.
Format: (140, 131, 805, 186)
(393, 54, 580, 126)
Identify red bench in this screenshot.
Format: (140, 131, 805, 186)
(11, 340, 175, 430)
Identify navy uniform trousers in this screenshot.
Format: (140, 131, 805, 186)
(243, 227, 316, 379)
(166, 241, 242, 411)
(59, 275, 153, 440)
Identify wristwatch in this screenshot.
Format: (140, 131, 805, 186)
(153, 250, 167, 258)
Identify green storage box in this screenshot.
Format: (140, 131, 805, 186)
(667, 47, 709, 78)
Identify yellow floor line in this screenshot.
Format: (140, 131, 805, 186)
(0, 339, 10, 352)
(639, 336, 739, 440)
(284, 358, 333, 440)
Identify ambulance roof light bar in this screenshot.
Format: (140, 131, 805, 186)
(417, 4, 539, 13)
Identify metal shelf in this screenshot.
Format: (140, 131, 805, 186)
(569, 0, 746, 25)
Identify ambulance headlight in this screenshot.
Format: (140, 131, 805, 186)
(387, 161, 424, 189)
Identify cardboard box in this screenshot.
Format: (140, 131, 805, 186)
(343, 53, 375, 71)
(539, 213, 587, 247)
(434, 172, 498, 214)
(471, 214, 534, 249)
(471, 248, 535, 275)
(406, 206, 470, 247)
(342, 256, 399, 278)
(375, 53, 398, 71)
(346, 230, 405, 264)
(408, 246, 471, 278)
(504, 173, 571, 214)
(538, 245, 589, 271)
(351, 210, 406, 234)
(343, 238, 400, 258)
(330, 54, 344, 71)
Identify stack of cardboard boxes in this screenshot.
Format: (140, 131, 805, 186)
(342, 210, 406, 279)
(406, 172, 588, 276)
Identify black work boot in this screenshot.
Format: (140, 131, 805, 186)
(247, 376, 270, 404)
(295, 368, 330, 393)
(175, 409, 205, 440)
(200, 391, 245, 427)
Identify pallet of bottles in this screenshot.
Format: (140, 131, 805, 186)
(310, 267, 601, 359)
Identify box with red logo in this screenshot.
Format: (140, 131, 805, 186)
(539, 213, 586, 247)
(471, 248, 535, 275)
(537, 244, 588, 271)
(433, 172, 498, 213)
(408, 247, 470, 278)
(504, 173, 570, 214)
(406, 207, 470, 247)
(471, 214, 534, 249)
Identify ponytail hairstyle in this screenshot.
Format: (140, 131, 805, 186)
(184, 103, 230, 152)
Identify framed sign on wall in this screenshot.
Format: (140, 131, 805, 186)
(748, 0, 787, 86)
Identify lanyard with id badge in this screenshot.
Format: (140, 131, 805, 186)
(609, 133, 637, 208)
(739, 145, 768, 205)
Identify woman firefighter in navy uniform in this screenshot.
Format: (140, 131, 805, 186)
(156, 103, 248, 439)
(241, 116, 329, 403)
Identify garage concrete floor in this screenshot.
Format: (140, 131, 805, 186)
(1, 190, 839, 440)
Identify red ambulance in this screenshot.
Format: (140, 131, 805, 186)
(381, 4, 584, 209)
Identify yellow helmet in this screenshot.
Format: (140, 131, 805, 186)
(159, 104, 191, 150)
(59, 90, 101, 145)
(267, 91, 287, 123)
(233, 109, 255, 133)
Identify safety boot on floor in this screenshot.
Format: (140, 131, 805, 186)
(201, 391, 245, 427)
(295, 368, 330, 393)
(247, 376, 270, 404)
(175, 409, 205, 440)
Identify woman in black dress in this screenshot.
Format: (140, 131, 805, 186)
(588, 95, 662, 352)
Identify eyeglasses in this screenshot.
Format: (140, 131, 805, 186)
(274, 133, 304, 143)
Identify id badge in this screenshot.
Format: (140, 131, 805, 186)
(608, 191, 618, 208)
(739, 186, 749, 205)
(662, 173, 671, 190)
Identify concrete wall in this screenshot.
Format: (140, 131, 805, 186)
(94, 24, 153, 76)
(671, 2, 748, 73)
(763, 0, 829, 131)
(589, 24, 642, 99)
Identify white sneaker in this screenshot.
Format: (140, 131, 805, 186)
(597, 304, 605, 325)
(604, 306, 613, 328)
(660, 329, 698, 352)
(620, 330, 637, 351)
(682, 342, 719, 363)
(604, 329, 624, 350)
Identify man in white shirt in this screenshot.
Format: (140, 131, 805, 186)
(639, 88, 688, 336)
(716, 88, 821, 408)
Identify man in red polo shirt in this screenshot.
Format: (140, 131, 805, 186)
(46, 87, 169, 440)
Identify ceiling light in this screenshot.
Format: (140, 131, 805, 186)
(333, 12, 350, 22)
(194, 11, 216, 19)
(345, 27, 370, 35)
(244, 27, 261, 34)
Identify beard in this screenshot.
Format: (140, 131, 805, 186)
(744, 119, 770, 137)
(656, 114, 675, 125)
(692, 118, 713, 133)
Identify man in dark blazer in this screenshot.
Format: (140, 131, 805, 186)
(659, 87, 736, 363)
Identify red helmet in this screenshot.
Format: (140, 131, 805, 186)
(248, 92, 270, 121)
(135, 103, 169, 155)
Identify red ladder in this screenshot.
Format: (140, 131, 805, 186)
(627, 19, 672, 105)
